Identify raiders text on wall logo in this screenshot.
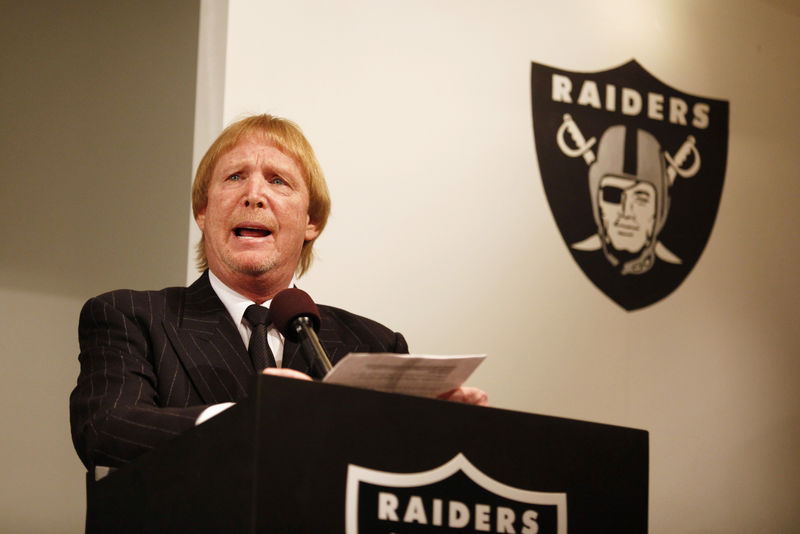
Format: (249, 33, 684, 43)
(345, 453, 566, 533)
(531, 60, 729, 310)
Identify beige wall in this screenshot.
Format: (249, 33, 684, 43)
(210, 0, 800, 532)
(0, 1, 199, 531)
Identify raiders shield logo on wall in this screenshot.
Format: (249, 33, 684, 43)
(531, 60, 729, 310)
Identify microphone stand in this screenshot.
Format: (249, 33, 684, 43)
(289, 316, 333, 378)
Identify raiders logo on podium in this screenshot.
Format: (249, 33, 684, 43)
(531, 60, 729, 310)
(346, 453, 566, 534)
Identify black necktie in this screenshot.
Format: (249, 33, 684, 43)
(244, 304, 277, 371)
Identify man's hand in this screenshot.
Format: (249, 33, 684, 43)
(437, 386, 488, 406)
(262, 368, 313, 381)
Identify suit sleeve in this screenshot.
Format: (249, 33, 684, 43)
(69, 293, 208, 469)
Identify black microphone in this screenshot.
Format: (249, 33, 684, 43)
(270, 288, 333, 378)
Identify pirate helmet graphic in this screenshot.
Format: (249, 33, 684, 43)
(571, 125, 684, 275)
(589, 126, 668, 274)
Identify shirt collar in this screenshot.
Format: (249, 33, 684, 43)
(207, 269, 295, 327)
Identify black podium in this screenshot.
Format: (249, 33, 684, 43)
(86, 375, 648, 533)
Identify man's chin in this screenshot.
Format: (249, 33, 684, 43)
(222, 255, 279, 276)
(234, 262, 278, 276)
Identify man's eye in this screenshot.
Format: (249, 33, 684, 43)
(271, 176, 286, 185)
(227, 173, 242, 181)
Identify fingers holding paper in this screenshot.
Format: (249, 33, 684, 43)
(437, 386, 489, 406)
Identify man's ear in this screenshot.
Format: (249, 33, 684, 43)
(304, 215, 320, 242)
(195, 209, 206, 232)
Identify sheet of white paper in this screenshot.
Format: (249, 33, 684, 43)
(322, 353, 486, 398)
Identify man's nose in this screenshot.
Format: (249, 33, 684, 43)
(243, 175, 268, 208)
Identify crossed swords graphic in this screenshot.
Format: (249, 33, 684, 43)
(557, 113, 701, 265)
(556, 113, 701, 184)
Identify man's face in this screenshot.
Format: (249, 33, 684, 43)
(598, 175, 657, 253)
(195, 135, 320, 288)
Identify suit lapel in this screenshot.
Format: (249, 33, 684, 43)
(281, 323, 348, 378)
(280, 306, 365, 377)
(163, 272, 253, 403)
(282, 337, 347, 379)
(281, 339, 308, 374)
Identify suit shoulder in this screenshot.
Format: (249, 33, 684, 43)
(85, 285, 186, 309)
(317, 303, 389, 331)
(317, 304, 409, 354)
(80, 285, 191, 326)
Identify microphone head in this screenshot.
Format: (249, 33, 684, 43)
(270, 288, 321, 341)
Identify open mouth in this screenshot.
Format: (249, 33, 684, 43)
(234, 226, 272, 238)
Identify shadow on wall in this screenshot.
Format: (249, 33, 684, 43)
(0, 0, 199, 299)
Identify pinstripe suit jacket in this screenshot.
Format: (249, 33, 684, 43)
(69, 271, 408, 469)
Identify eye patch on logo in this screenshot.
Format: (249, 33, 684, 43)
(601, 186, 624, 204)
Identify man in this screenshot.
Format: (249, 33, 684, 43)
(70, 114, 486, 470)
